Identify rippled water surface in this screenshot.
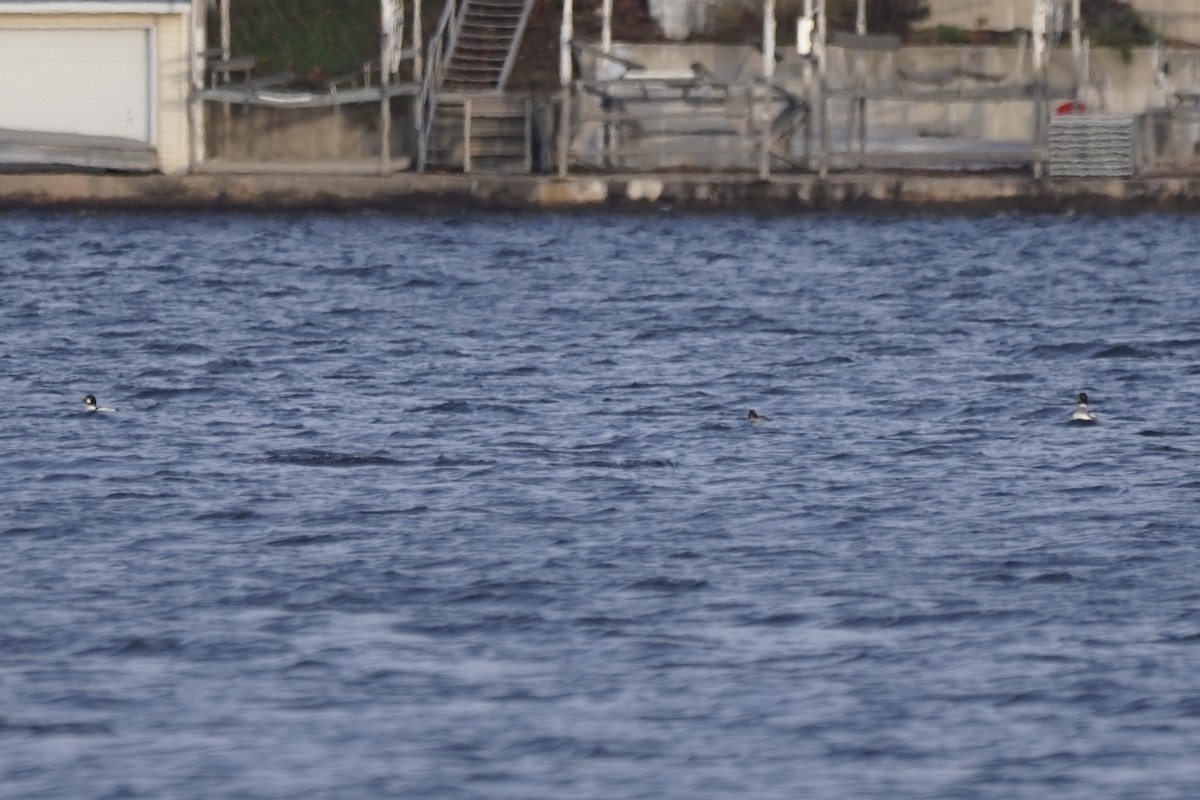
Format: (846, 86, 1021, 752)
(4, 210, 1200, 799)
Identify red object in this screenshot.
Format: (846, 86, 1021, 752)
(1056, 101, 1086, 115)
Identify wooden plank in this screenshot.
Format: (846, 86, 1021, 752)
(209, 55, 257, 74)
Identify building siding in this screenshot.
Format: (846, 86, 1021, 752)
(0, 10, 191, 173)
(155, 13, 189, 174)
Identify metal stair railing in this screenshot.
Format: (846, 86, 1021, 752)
(496, 0, 536, 90)
(426, 93, 535, 173)
(441, 0, 532, 91)
(416, 0, 461, 171)
(417, 0, 537, 172)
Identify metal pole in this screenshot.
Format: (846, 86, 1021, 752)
(817, 0, 828, 178)
(189, 0, 206, 170)
(1033, 0, 1048, 177)
(763, 0, 776, 80)
(560, 0, 573, 88)
(219, 0, 230, 62)
(381, 97, 392, 174)
(601, 0, 612, 55)
(600, 0, 613, 166)
(414, 0, 424, 171)
(219, 0, 231, 151)
(463, 98, 472, 172)
(856, 0, 867, 160)
(413, 0, 423, 85)
(800, 0, 813, 168)
(524, 94, 533, 173)
(558, 0, 573, 177)
(380, 0, 392, 174)
(760, 0, 775, 178)
(1070, 0, 1082, 101)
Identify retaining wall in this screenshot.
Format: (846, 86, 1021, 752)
(4, 172, 1200, 214)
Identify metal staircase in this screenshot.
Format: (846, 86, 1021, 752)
(442, 0, 529, 91)
(425, 94, 534, 173)
(417, 0, 536, 171)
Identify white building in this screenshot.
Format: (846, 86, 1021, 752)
(0, 0, 196, 173)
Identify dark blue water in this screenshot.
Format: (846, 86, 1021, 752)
(3, 209, 1200, 799)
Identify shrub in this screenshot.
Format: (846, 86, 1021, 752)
(825, 0, 930, 37)
(699, 0, 930, 43)
(911, 24, 972, 45)
(229, 0, 380, 83)
(1082, 0, 1155, 63)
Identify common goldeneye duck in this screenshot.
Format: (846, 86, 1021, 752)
(747, 409, 769, 423)
(84, 394, 116, 413)
(1070, 392, 1097, 424)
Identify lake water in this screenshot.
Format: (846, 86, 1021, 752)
(3, 209, 1200, 799)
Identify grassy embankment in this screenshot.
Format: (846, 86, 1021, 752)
(229, 0, 447, 86)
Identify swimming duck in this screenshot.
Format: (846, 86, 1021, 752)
(747, 409, 769, 423)
(84, 394, 116, 413)
(1070, 392, 1097, 424)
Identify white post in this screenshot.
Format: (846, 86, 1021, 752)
(854, 0, 866, 158)
(558, 0, 574, 177)
(601, 0, 612, 55)
(189, 0, 206, 170)
(218, 0, 231, 153)
(1032, 0, 1048, 177)
(763, 0, 776, 81)
(797, 0, 813, 57)
(219, 0, 230, 62)
(380, 0, 394, 174)
(1070, 0, 1082, 101)
(413, 0, 423, 85)
(600, 0, 614, 162)
(798, 0, 814, 167)
(760, 0, 776, 177)
(817, 0, 828, 177)
(560, 0, 574, 87)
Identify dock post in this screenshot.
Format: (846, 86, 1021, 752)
(1032, 0, 1048, 178)
(379, 0, 394, 175)
(463, 97, 472, 173)
(759, 0, 776, 179)
(188, 0, 206, 171)
(557, 0, 573, 177)
(816, 0, 829, 178)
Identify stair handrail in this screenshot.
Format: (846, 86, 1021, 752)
(417, 0, 465, 170)
(495, 0, 537, 90)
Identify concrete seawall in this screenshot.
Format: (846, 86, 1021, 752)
(3, 171, 1200, 214)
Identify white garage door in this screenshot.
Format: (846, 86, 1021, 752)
(0, 28, 152, 143)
